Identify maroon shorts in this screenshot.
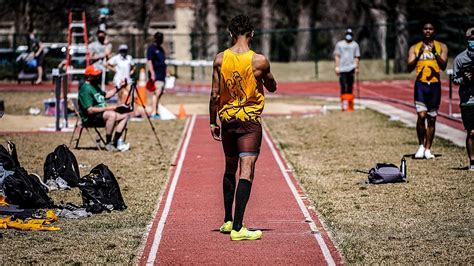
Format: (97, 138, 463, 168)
(221, 119, 262, 157)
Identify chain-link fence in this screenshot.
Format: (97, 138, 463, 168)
(0, 16, 473, 80)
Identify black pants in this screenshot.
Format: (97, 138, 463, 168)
(339, 70, 355, 94)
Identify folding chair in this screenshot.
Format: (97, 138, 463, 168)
(68, 96, 107, 150)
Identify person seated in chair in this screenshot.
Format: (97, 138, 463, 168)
(78, 65, 131, 152)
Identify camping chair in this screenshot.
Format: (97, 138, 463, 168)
(68, 95, 107, 150)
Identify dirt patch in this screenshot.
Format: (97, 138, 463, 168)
(265, 110, 473, 264)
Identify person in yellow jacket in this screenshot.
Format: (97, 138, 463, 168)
(407, 21, 448, 159)
(209, 14, 277, 241)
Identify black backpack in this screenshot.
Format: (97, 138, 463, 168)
(44, 144, 80, 187)
(1, 142, 54, 209)
(79, 164, 127, 213)
(368, 163, 406, 184)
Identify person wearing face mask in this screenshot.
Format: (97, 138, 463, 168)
(334, 28, 361, 111)
(89, 30, 112, 69)
(407, 21, 448, 160)
(108, 44, 136, 95)
(453, 27, 474, 171)
(78, 65, 130, 152)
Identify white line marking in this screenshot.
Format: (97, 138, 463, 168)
(263, 127, 336, 266)
(146, 114, 197, 265)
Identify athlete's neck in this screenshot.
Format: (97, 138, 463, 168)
(230, 36, 251, 54)
(423, 37, 434, 44)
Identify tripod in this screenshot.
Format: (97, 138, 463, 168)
(121, 80, 163, 149)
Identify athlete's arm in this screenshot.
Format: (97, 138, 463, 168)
(407, 44, 422, 72)
(434, 42, 448, 71)
(147, 60, 155, 81)
(209, 53, 223, 141)
(253, 54, 277, 93)
(354, 57, 360, 73)
(335, 54, 341, 75)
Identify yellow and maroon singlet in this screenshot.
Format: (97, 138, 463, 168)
(218, 49, 264, 122)
(415, 41, 442, 83)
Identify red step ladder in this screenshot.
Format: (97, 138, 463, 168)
(66, 9, 89, 75)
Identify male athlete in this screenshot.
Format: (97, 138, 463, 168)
(209, 15, 277, 241)
(407, 21, 448, 159)
(453, 27, 474, 170)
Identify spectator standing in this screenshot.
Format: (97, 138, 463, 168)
(334, 28, 360, 111)
(453, 27, 474, 170)
(89, 29, 112, 70)
(27, 30, 45, 85)
(146, 31, 167, 119)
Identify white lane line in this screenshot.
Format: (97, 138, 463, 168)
(146, 114, 197, 265)
(263, 127, 336, 266)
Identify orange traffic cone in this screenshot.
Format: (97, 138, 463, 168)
(136, 68, 147, 106)
(178, 103, 187, 119)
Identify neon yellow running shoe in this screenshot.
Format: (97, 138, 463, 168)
(230, 226, 262, 241)
(219, 221, 233, 233)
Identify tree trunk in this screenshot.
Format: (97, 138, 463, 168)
(292, 0, 312, 61)
(369, 2, 387, 60)
(261, 0, 271, 59)
(206, 0, 218, 59)
(394, 0, 408, 73)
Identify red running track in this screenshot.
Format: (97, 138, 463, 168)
(172, 80, 463, 131)
(1, 79, 463, 130)
(140, 115, 342, 265)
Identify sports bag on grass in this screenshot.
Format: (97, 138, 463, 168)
(43, 144, 80, 187)
(1, 141, 53, 208)
(368, 162, 406, 184)
(79, 164, 127, 213)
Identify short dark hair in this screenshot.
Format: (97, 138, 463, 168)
(228, 15, 254, 37)
(154, 31, 164, 45)
(420, 19, 439, 31)
(96, 29, 106, 36)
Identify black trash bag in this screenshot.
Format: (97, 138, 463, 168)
(1, 141, 53, 208)
(44, 144, 80, 187)
(79, 164, 127, 213)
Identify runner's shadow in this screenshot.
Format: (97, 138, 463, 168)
(404, 153, 442, 159)
(211, 228, 273, 233)
(450, 166, 469, 170)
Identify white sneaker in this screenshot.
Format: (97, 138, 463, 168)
(424, 149, 435, 159)
(414, 145, 425, 159)
(117, 142, 130, 152)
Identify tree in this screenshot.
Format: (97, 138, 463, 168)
(393, 0, 408, 73)
(368, 0, 388, 61)
(292, 0, 314, 61)
(260, 0, 272, 58)
(206, 0, 218, 59)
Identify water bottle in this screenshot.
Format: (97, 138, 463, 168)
(400, 157, 407, 179)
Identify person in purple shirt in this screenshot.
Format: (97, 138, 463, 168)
(146, 32, 167, 119)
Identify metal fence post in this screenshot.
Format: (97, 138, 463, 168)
(53, 69, 61, 131)
(62, 72, 68, 128)
(447, 68, 453, 117)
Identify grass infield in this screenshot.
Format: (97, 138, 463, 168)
(0, 120, 184, 264)
(265, 109, 472, 264)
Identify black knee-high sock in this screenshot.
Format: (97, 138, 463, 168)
(113, 131, 123, 146)
(232, 179, 252, 231)
(223, 173, 236, 222)
(106, 134, 112, 144)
